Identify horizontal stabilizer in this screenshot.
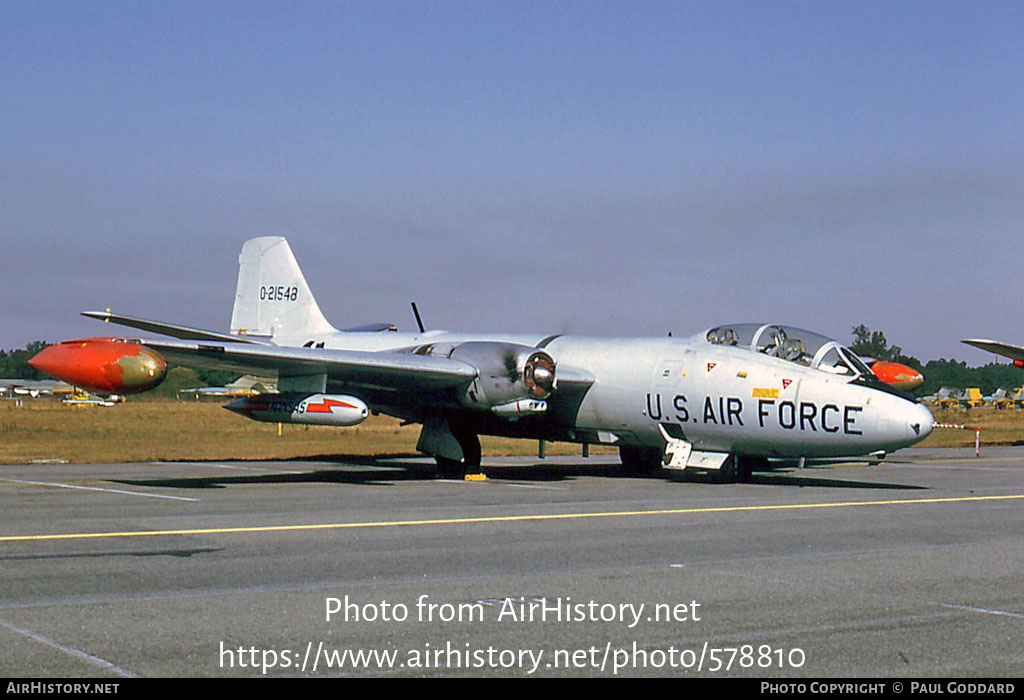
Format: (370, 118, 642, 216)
(82, 311, 269, 345)
(962, 338, 1024, 363)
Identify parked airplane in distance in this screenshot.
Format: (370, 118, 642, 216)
(31, 237, 933, 482)
(178, 375, 277, 399)
(0, 378, 71, 398)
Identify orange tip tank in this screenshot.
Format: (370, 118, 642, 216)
(870, 360, 924, 391)
(29, 338, 167, 395)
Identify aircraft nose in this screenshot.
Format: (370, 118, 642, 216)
(905, 401, 933, 442)
(27, 345, 59, 375)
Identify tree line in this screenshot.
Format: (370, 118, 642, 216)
(0, 342, 50, 380)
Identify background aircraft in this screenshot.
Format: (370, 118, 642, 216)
(920, 386, 957, 408)
(31, 237, 933, 482)
(0, 378, 71, 398)
(178, 375, 277, 399)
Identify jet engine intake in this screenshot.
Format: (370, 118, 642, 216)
(447, 342, 557, 410)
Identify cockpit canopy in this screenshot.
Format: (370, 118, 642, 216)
(704, 324, 875, 380)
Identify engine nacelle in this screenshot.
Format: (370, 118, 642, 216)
(224, 393, 369, 426)
(29, 337, 167, 395)
(444, 341, 556, 411)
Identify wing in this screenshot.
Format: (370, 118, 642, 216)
(962, 339, 1024, 363)
(139, 338, 479, 393)
(49, 314, 595, 419)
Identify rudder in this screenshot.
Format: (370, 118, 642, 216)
(230, 237, 337, 340)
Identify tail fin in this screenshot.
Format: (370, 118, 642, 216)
(230, 237, 338, 340)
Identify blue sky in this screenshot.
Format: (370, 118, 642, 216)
(2, 1, 1022, 361)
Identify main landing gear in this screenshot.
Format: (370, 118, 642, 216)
(708, 455, 757, 483)
(618, 445, 664, 476)
(435, 426, 482, 479)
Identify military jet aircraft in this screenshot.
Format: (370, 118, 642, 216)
(31, 237, 933, 482)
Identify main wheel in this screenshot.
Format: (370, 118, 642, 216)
(434, 418, 482, 478)
(709, 455, 738, 483)
(712, 455, 759, 483)
(619, 445, 663, 475)
(435, 457, 467, 479)
(453, 430, 481, 473)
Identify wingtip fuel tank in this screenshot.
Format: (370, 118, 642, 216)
(29, 338, 167, 395)
(869, 360, 924, 391)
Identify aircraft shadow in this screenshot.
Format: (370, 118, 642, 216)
(727, 473, 923, 489)
(473, 462, 925, 489)
(115, 456, 925, 491)
(0, 548, 223, 561)
(114, 465, 437, 490)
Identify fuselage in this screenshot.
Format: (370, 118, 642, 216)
(275, 324, 934, 459)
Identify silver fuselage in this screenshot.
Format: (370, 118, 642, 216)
(278, 327, 933, 459)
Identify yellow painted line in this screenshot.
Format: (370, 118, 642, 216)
(2, 494, 1023, 543)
